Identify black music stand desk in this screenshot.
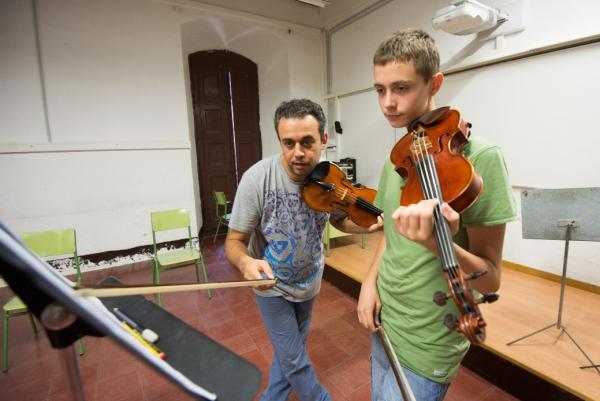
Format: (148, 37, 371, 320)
(99, 277, 261, 401)
(0, 222, 261, 401)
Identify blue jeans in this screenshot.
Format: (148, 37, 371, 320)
(255, 295, 331, 401)
(371, 334, 449, 401)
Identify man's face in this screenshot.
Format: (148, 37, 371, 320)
(277, 115, 328, 182)
(374, 60, 436, 129)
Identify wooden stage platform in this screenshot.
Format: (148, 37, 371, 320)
(323, 232, 600, 401)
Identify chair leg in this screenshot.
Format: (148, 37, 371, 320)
(2, 312, 8, 372)
(213, 221, 221, 244)
(76, 338, 85, 356)
(193, 258, 201, 283)
(153, 258, 163, 308)
(198, 255, 211, 299)
(75, 257, 83, 286)
(27, 312, 38, 333)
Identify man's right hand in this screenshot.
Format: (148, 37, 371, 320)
(357, 278, 381, 332)
(239, 256, 276, 290)
(225, 228, 276, 291)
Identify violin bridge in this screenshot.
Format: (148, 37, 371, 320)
(410, 127, 432, 155)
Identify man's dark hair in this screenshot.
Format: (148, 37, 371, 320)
(273, 99, 326, 139)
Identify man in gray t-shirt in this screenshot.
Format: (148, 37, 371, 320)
(225, 99, 333, 401)
(228, 153, 329, 302)
(226, 99, 382, 401)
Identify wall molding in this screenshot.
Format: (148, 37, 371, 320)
(0, 141, 191, 154)
(503, 260, 600, 295)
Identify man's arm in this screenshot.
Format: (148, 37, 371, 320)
(357, 235, 386, 331)
(225, 228, 275, 290)
(330, 214, 383, 234)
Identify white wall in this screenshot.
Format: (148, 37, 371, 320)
(0, 0, 324, 269)
(0, 150, 196, 255)
(0, 0, 47, 143)
(326, 0, 600, 285)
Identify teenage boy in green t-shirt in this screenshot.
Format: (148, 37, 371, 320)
(356, 29, 518, 401)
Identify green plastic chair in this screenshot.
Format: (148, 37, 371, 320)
(324, 221, 365, 257)
(151, 209, 210, 307)
(212, 191, 231, 243)
(3, 228, 84, 372)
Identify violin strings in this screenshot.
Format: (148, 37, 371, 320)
(314, 181, 383, 217)
(424, 152, 473, 315)
(422, 142, 457, 273)
(414, 139, 456, 272)
(412, 136, 449, 268)
(421, 152, 462, 281)
(413, 132, 472, 314)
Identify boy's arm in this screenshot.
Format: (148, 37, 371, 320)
(357, 235, 386, 332)
(457, 223, 506, 294)
(392, 199, 504, 294)
(225, 228, 275, 290)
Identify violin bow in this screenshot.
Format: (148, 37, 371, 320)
(74, 278, 277, 298)
(377, 324, 417, 401)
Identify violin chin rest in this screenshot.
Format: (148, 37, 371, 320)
(310, 161, 331, 181)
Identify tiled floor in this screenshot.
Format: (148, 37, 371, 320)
(0, 239, 519, 401)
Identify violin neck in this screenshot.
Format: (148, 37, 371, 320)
(431, 206, 459, 272)
(355, 196, 383, 217)
(415, 154, 459, 270)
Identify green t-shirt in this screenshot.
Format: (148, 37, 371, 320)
(374, 136, 518, 383)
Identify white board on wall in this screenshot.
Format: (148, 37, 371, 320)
(437, 41, 600, 188)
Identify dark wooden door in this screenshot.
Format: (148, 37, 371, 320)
(228, 52, 262, 177)
(188, 50, 261, 235)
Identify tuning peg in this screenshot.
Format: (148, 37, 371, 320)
(433, 291, 451, 306)
(444, 314, 458, 330)
(476, 293, 499, 304)
(465, 270, 488, 281)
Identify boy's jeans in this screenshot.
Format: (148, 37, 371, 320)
(371, 333, 450, 401)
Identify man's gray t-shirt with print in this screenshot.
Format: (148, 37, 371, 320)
(229, 154, 329, 302)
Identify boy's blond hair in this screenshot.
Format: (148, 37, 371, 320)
(373, 28, 440, 83)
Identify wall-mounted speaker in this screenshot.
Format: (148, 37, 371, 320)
(334, 121, 343, 134)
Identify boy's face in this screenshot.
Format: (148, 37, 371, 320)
(373, 60, 440, 129)
(277, 115, 328, 182)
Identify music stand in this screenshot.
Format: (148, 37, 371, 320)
(0, 221, 261, 400)
(506, 188, 600, 374)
